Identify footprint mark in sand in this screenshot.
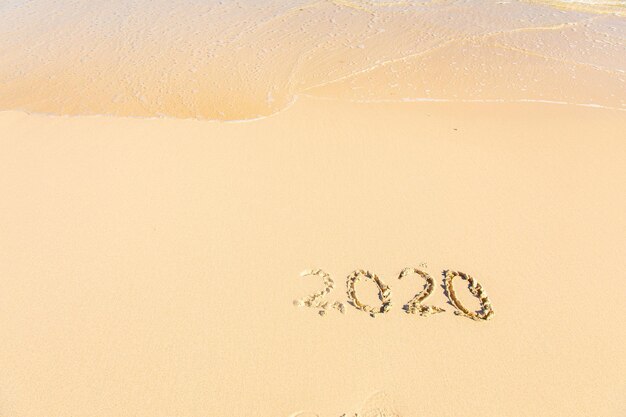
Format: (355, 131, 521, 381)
(290, 391, 401, 417)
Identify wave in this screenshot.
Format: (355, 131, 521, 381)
(0, 0, 624, 120)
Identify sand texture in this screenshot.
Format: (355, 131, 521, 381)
(1, 1, 625, 416)
(0, 0, 624, 120)
(1, 98, 625, 416)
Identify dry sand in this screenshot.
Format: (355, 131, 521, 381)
(1, 98, 625, 416)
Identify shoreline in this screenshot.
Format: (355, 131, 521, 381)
(1, 0, 624, 120)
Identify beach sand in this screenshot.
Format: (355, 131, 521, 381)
(1, 0, 625, 416)
(1, 98, 625, 416)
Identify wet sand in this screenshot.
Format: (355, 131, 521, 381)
(1, 0, 624, 120)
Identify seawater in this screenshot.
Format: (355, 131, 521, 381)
(0, 0, 624, 120)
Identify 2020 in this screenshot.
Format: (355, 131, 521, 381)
(294, 268, 494, 321)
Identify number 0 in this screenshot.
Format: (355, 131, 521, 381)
(444, 270, 494, 321)
(346, 270, 392, 317)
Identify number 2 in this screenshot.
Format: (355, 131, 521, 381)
(294, 269, 345, 316)
(398, 267, 445, 316)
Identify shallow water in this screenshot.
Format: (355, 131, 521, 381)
(0, 0, 624, 120)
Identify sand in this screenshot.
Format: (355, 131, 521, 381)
(1, 0, 624, 120)
(1, 0, 625, 416)
(1, 98, 625, 416)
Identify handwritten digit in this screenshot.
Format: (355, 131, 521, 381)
(444, 270, 494, 321)
(294, 269, 345, 316)
(399, 267, 445, 316)
(346, 270, 392, 317)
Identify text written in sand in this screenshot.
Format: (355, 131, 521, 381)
(294, 268, 494, 321)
